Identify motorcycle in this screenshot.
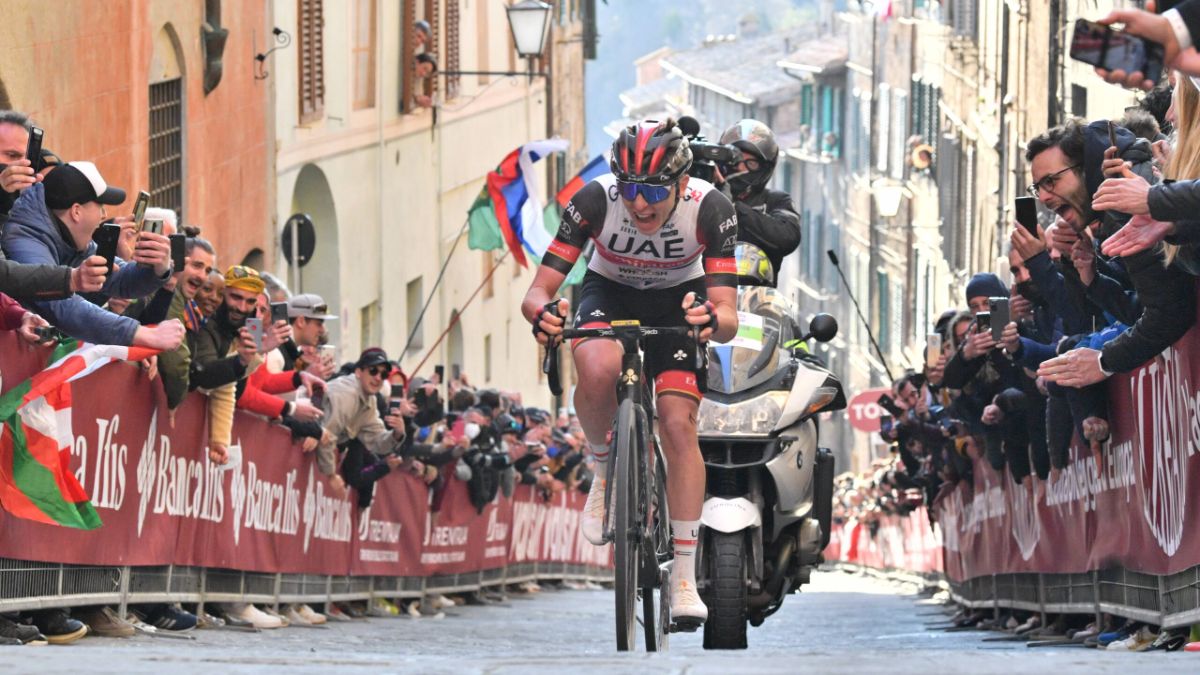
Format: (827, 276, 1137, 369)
(694, 246, 846, 649)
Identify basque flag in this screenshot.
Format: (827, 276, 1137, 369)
(467, 139, 568, 268)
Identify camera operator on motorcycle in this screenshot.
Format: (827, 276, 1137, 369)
(711, 119, 801, 281)
(521, 118, 739, 627)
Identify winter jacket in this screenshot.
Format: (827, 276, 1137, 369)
(0, 292, 29, 330)
(0, 247, 72, 302)
(1100, 246, 1196, 373)
(158, 288, 193, 409)
(733, 187, 802, 277)
(189, 304, 250, 391)
(317, 374, 404, 476)
(1, 183, 167, 345)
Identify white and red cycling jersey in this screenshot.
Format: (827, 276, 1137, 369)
(542, 174, 738, 290)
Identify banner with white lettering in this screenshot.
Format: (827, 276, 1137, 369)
(933, 316, 1200, 582)
(0, 334, 610, 576)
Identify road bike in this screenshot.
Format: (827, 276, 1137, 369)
(544, 319, 703, 651)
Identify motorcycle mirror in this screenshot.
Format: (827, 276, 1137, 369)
(806, 314, 838, 343)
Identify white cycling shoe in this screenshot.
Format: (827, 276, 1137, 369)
(581, 478, 608, 545)
(670, 577, 708, 630)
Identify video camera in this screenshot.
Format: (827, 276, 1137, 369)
(679, 116, 740, 184)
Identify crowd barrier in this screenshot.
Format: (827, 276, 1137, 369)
(0, 334, 610, 613)
(824, 509, 942, 575)
(931, 318, 1200, 628)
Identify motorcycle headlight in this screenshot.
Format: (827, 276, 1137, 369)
(698, 391, 788, 436)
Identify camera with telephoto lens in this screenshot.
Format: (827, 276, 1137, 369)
(678, 116, 740, 184)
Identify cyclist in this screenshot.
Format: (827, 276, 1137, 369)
(521, 118, 739, 627)
(713, 119, 801, 279)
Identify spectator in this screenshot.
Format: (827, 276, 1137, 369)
(156, 227, 217, 411)
(1, 161, 184, 350)
(0, 110, 51, 228)
(0, 289, 52, 345)
(414, 53, 438, 108)
(413, 20, 432, 52)
(260, 271, 291, 302)
(190, 265, 288, 465)
(196, 269, 224, 319)
(319, 348, 408, 503)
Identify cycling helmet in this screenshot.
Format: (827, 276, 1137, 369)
(610, 118, 693, 186)
(719, 119, 779, 197)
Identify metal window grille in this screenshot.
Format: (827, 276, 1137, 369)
(446, 0, 460, 99)
(298, 0, 325, 124)
(148, 78, 183, 221)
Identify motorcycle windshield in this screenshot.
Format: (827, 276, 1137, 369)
(706, 288, 797, 394)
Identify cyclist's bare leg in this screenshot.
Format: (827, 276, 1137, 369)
(572, 338, 622, 448)
(573, 338, 622, 545)
(656, 393, 707, 623)
(655, 394, 703, 521)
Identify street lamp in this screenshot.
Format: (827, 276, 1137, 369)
(871, 178, 909, 219)
(506, 0, 552, 58)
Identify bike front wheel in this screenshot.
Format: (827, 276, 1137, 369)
(612, 398, 641, 652)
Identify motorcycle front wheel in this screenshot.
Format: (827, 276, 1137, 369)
(702, 530, 748, 650)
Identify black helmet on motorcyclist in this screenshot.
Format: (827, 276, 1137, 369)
(719, 119, 779, 199)
(610, 118, 693, 186)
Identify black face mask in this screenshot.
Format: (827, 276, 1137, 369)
(1015, 280, 1044, 306)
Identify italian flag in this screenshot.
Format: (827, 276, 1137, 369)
(0, 340, 158, 529)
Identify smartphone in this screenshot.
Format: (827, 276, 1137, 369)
(1107, 120, 1119, 148)
(143, 218, 163, 236)
(169, 233, 186, 272)
(877, 394, 903, 417)
(975, 311, 992, 334)
(1069, 19, 1164, 83)
(25, 126, 44, 173)
(451, 363, 461, 381)
(1015, 196, 1038, 236)
(988, 298, 1010, 342)
(270, 301, 289, 324)
(133, 191, 150, 230)
(93, 223, 122, 278)
(245, 317, 264, 352)
(434, 364, 445, 383)
(310, 387, 324, 410)
(880, 414, 894, 435)
(925, 333, 942, 369)
(389, 397, 403, 414)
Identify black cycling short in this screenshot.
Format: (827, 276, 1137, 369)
(572, 270, 707, 400)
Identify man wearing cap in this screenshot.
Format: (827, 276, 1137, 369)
(318, 348, 407, 500)
(1, 160, 183, 350)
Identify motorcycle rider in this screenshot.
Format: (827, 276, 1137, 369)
(713, 119, 802, 280)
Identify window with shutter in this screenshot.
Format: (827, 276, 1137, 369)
(298, 0, 325, 124)
(446, 0, 460, 99)
(401, 0, 415, 113)
(352, 0, 377, 109)
(423, 0, 440, 100)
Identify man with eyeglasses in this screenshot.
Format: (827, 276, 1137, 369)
(521, 118, 739, 627)
(317, 348, 407, 502)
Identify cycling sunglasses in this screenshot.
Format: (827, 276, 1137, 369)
(615, 180, 673, 204)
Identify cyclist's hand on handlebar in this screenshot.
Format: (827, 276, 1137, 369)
(682, 291, 719, 343)
(532, 298, 570, 346)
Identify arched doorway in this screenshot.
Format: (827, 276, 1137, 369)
(289, 164, 340, 319)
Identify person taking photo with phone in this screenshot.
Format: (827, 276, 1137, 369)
(1, 160, 183, 350)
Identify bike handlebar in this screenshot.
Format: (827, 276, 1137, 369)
(541, 324, 701, 397)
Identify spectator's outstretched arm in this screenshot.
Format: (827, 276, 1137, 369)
(0, 257, 72, 300)
(1102, 246, 1197, 372)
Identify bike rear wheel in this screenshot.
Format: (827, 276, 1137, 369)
(642, 437, 671, 652)
(613, 398, 641, 652)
